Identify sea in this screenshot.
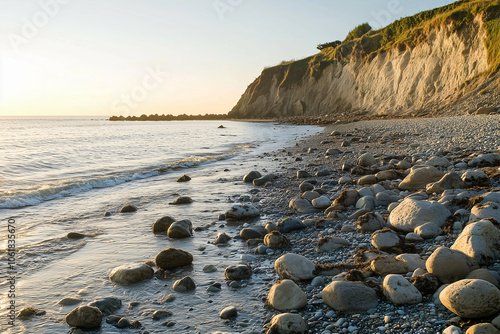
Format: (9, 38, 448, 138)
(0, 118, 322, 333)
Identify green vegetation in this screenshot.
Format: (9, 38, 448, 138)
(344, 23, 372, 42)
(317, 40, 341, 51)
(109, 113, 230, 121)
(252, 0, 500, 102)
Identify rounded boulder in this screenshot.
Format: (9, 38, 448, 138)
(426, 247, 479, 283)
(321, 281, 378, 313)
(268, 280, 307, 312)
(274, 253, 315, 282)
(109, 263, 154, 284)
(440, 279, 500, 318)
(66, 305, 102, 330)
(388, 198, 450, 232)
(155, 248, 193, 270)
(265, 313, 307, 334)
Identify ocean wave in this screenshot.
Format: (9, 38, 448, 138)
(0, 154, 232, 209)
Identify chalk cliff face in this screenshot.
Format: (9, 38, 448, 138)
(230, 17, 492, 118)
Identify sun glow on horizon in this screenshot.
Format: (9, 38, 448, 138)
(0, 0, 456, 117)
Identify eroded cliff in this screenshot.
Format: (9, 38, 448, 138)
(230, 1, 500, 119)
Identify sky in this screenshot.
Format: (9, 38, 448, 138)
(0, 0, 456, 117)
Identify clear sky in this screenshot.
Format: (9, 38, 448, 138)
(0, 0, 456, 117)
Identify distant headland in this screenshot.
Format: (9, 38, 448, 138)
(109, 114, 230, 121)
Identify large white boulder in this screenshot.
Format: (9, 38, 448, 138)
(451, 220, 500, 265)
(383, 274, 422, 305)
(388, 198, 451, 232)
(426, 247, 479, 283)
(274, 253, 315, 281)
(440, 279, 500, 318)
(321, 281, 378, 313)
(267, 279, 307, 312)
(469, 202, 500, 223)
(398, 166, 444, 191)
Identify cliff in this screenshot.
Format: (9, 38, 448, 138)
(230, 0, 500, 119)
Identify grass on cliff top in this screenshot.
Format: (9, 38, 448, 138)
(313, 0, 500, 72)
(258, 0, 500, 91)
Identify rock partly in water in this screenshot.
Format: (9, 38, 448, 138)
(172, 276, 196, 292)
(17, 307, 43, 320)
(167, 220, 193, 238)
(152, 216, 176, 234)
(65, 305, 102, 330)
(58, 297, 83, 306)
(225, 204, 260, 220)
(177, 174, 191, 182)
(171, 196, 193, 205)
(66, 232, 86, 240)
(109, 263, 154, 284)
(151, 310, 173, 320)
(155, 248, 193, 270)
(88, 297, 122, 315)
(224, 264, 252, 280)
(243, 171, 262, 183)
(213, 232, 231, 245)
(203, 265, 217, 273)
(120, 205, 137, 213)
(219, 306, 238, 319)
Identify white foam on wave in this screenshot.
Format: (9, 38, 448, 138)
(0, 154, 232, 209)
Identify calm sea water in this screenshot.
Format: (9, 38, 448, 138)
(0, 118, 321, 333)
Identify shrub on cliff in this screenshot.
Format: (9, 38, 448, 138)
(344, 23, 372, 42)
